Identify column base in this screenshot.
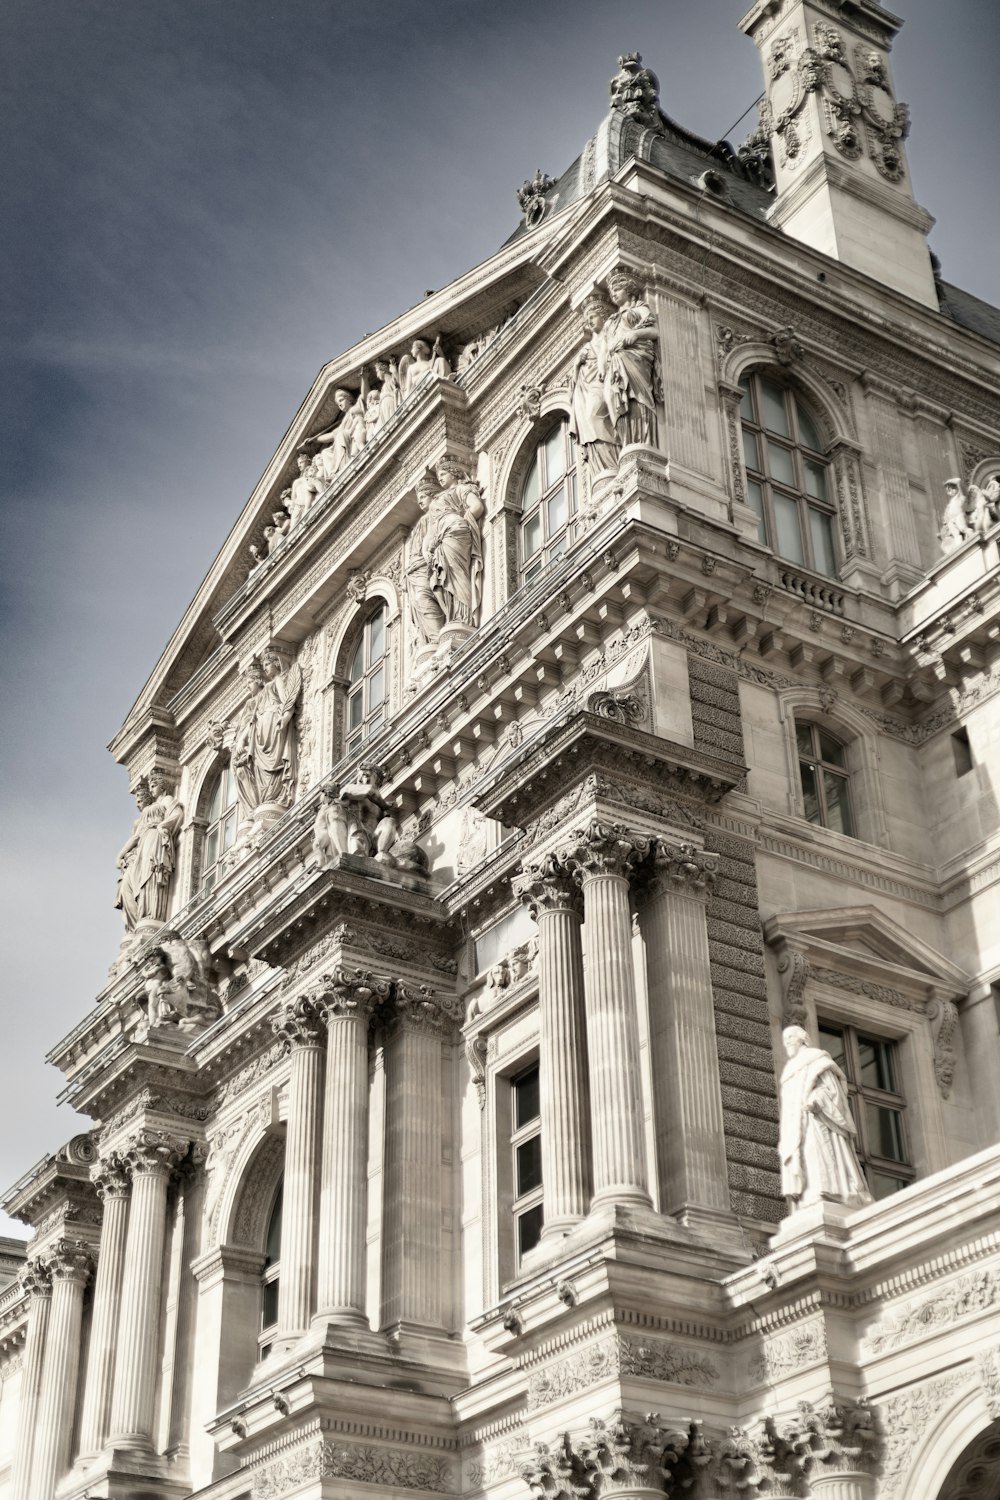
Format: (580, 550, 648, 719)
(67, 1446, 191, 1500)
(516, 1200, 751, 1278)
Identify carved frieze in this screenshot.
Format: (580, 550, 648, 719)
(526, 1331, 719, 1410)
(864, 1268, 999, 1356)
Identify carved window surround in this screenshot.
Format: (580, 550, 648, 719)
(765, 905, 970, 1178)
(773, 686, 890, 848)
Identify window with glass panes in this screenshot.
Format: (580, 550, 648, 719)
(258, 1184, 282, 1359)
(346, 603, 387, 755)
(739, 372, 838, 576)
(520, 422, 578, 584)
(816, 1024, 913, 1199)
(200, 764, 238, 894)
(511, 1064, 543, 1262)
(796, 721, 855, 837)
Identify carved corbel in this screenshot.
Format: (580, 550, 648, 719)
(927, 992, 959, 1098)
(774, 940, 811, 1027)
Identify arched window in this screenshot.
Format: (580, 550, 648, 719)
(346, 603, 387, 755)
(739, 372, 837, 576)
(200, 763, 238, 894)
(796, 721, 855, 837)
(258, 1182, 282, 1360)
(520, 421, 578, 585)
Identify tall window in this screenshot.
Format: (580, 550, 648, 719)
(201, 764, 238, 894)
(346, 603, 387, 755)
(740, 372, 837, 576)
(258, 1184, 282, 1360)
(796, 722, 855, 837)
(511, 1064, 543, 1263)
(520, 422, 578, 584)
(817, 1023, 913, 1199)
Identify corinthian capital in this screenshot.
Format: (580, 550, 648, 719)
(512, 852, 582, 918)
(19, 1258, 52, 1299)
(272, 992, 327, 1049)
(317, 965, 391, 1021)
(560, 820, 651, 879)
(122, 1129, 190, 1178)
(392, 982, 462, 1033)
(91, 1151, 131, 1200)
(46, 1238, 94, 1285)
(647, 839, 718, 897)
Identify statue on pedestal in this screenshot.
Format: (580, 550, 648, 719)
(601, 266, 662, 448)
(779, 1026, 872, 1210)
(233, 647, 302, 820)
(311, 769, 429, 877)
(568, 289, 620, 481)
(136, 931, 221, 1032)
(114, 769, 183, 932)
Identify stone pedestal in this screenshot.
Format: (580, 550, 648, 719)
(514, 854, 590, 1235)
(107, 1132, 187, 1452)
(272, 995, 326, 1346)
(380, 987, 456, 1333)
(563, 821, 651, 1211)
(637, 841, 735, 1235)
(29, 1240, 92, 1500)
(10, 1261, 51, 1500)
(78, 1156, 132, 1458)
(315, 967, 389, 1327)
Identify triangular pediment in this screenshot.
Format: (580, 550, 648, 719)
(763, 905, 970, 998)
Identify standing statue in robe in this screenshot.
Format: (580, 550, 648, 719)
(286, 454, 324, 528)
(374, 357, 402, 425)
(115, 780, 152, 930)
(309, 386, 366, 482)
(427, 457, 485, 628)
(235, 645, 302, 812)
(568, 290, 620, 479)
(601, 267, 662, 447)
(399, 337, 450, 396)
(406, 473, 448, 647)
(114, 768, 183, 931)
(779, 1026, 872, 1209)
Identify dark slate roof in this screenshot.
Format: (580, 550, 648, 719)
(937, 279, 1000, 347)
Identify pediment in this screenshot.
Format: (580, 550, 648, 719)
(763, 905, 970, 999)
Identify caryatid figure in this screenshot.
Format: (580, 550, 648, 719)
(779, 1025, 872, 1210)
(114, 769, 183, 930)
(601, 266, 662, 448)
(568, 289, 620, 478)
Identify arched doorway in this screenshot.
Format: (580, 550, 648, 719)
(936, 1418, 1000, 1500)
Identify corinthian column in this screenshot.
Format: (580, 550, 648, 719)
(78, 1154, 132, 1457)
(271, 992, 326, 1345)
(513, 853, 590, 1235)
(107, 1132, 188, 1451)
(562, 820, 652, 1210)
(380, 985, 460, 1333)
(315, 966, 390, 1326)
(29, 1240, 93, 1500)
(637, 840, 732, 1229)
(10, 1260, 51, 1500)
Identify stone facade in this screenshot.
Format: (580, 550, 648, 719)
(3, 7, 1000, 1499)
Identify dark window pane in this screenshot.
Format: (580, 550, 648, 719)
(822, 769, 854, 837)
(517, 1202, 544, 1258)
(818, 1025, 846, 1067)
(222, 810, 237, 852)
(870, 1172, 909, 1200)
(743, 429, 760, 471)
(516, 1135, 543, 1195)
(800, 760, 821, 823)
(544, 427, 565, 486)
(746, 480, 765, 521)
(369, 608, 385, 663)
(866, 1102, 906, 1162)
(369, 664, 384, 709)
(261, 1277, 280, 1329)
(523, 456, 540, 512)
(859, 1036, 896, 1092)
(208, 776, 224, 823)
(818, 731, 846, 767)
(804, 460, 828, 501)
(796, 724, 814, 757)
(204, 827, 219, 870)
(797, 401, 823, 452)
(761, 379, 790, 436)
(349, 690, 363, 729)
(523, 513, 542, 559)
(514, 1068, 540, 1128)
(774, 492, 804, 563)
(767, 441, 796, 487)
(265, 1188, 283, 1264)
(809, 507, 837, 576)
(739, 378, 754, 421)
(548, 487, 567, 534)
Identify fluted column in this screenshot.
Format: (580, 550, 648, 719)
(10, 1260, 52, 1500)
(315, 966, 390, 1325)
(513, 853, 590, 1235)
(271, 993, 326, 1345)
(107, 1131, 188, 1451)
(562, 820, 652, 1210)
(78, 1154, 131, 1457)
(380, 985, 459, 1332)
(637, 841, 731, 1225)
(29, 1240, 93, 1500)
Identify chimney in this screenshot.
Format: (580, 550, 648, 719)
(740, 0, 937, 308)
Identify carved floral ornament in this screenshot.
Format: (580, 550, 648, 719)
(518, 1399, 879, 1499)
(764, 21, 910, 179)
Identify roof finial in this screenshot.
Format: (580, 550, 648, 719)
(609, 51, 662, 130)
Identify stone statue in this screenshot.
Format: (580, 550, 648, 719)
(374, 357, 402, 425)
(427, 458, 485, 629)
(115, 780, 152, 930)
(608, 52, 662, 130)
(287, 455, 323, 528)
(311, 770, 428, 876)
(267, 508, 291, 553)
(779, 1026, 872, 1210)
(406, 472, 449, 646)
(232, 647, 301, 817)
(568, 290, 620, 479)
(939, 477, 991, 553)
(114, 769, 183, 932)
(399, 337, 451, 396)
(137, 930, 221, 1032)
(601, 267, 662, 447)
(310, 387, 365, 482)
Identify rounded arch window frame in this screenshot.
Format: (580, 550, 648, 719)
(325, 582, 401, 763)
(189, 749, 239, 897)
(775, 688, 889, 849)
(501, 405, 579, 592)
(719, 347, 871, 569)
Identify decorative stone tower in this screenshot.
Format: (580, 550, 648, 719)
(740, 0, 937, 307)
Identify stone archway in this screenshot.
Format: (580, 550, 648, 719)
(936, 1419, 1000, 1499)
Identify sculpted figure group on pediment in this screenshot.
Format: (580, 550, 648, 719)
(568, 268, 663, 503)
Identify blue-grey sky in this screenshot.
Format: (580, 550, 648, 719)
(2, 0, 998, 1234)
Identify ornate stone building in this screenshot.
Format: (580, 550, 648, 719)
(3, 5, 1000, 1499)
